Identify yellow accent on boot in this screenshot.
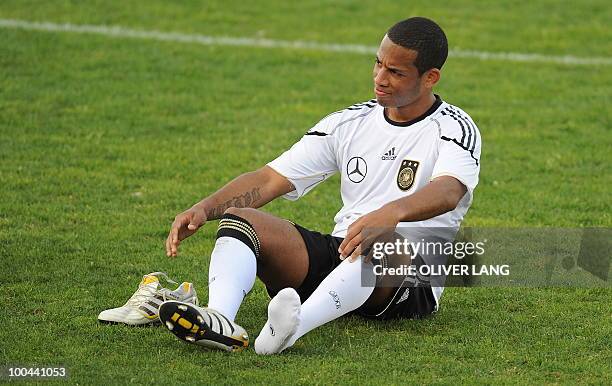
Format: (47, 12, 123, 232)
(178, 318, 193, 329)
(141, 275, 159, 286)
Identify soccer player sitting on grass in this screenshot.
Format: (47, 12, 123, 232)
(160, 17, 481, 354)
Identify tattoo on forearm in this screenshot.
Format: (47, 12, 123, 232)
(207, 187, 262, 220)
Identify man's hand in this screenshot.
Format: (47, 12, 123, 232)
(338, 205, 400, 262)
(166, 205, 207, 257)
(337, 176, 466, 262)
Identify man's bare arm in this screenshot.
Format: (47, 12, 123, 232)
(166, 166, 294, 257)
(196, 166, 294, 221)
(338, 176, 467, 260)
(386, 175, 467, 223)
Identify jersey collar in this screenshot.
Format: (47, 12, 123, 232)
(382, 94, 443, 127)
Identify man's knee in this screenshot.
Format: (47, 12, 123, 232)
(217, 208, 261, 260)
(223, 207, 260, 223)
(360, 287, 395, 314)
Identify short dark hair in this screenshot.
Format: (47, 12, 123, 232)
(387, 17, 448, 75)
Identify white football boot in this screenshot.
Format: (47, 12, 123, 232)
(159, 301, 249, 352)
(98, 272, 198, 326)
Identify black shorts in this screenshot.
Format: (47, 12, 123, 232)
(266, 223, 437, 320)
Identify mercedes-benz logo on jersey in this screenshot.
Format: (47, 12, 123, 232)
(347, 156, 367, 183)
(397, 160, 419, 191)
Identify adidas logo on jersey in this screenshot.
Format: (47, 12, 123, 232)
(381, 147, 397, 160)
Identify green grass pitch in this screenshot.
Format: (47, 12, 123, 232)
(1, 1, 610, 384)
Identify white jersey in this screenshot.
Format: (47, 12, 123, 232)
(268, 96, 481, 240)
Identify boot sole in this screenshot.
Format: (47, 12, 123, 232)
(159, 301, 248, 352)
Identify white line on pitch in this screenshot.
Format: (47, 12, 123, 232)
(1, 18, 610, 66)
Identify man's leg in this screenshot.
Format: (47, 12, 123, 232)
(205, 209, 404, 352)
(161, 208, 349, 352)
(254, 257, 381, 354)
(254, 249, 416, 354)
(206, 207, 310, 321)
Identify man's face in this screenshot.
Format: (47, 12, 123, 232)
(373, 35, 429, 108)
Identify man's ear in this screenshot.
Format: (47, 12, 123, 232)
(423, 68, 441, 88)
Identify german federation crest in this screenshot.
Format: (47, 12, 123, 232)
(397, 160, 419, 191)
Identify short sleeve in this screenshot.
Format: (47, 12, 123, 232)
(431, 111, 482, 194)
(267, 114, 340, 200)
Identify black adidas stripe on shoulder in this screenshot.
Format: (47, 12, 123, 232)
(304, 110, 342, 136)
(440, 135, 479, 166)
(440, 107, 479, 152)
(441, 108, 467, 150)
(447, 106, 478, 152)
(347, 99, 378, 111)
(304, 100, 378, 136)
(304, 131, 328, 136)
(439, 107, 479, 166)
(350, 99, 377, 107)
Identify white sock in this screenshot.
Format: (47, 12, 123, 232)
(207, 236, 256, 321)
(255, 258, 374, 354)
(254, 288, 302, 355)
(292, 258, 374, 342)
